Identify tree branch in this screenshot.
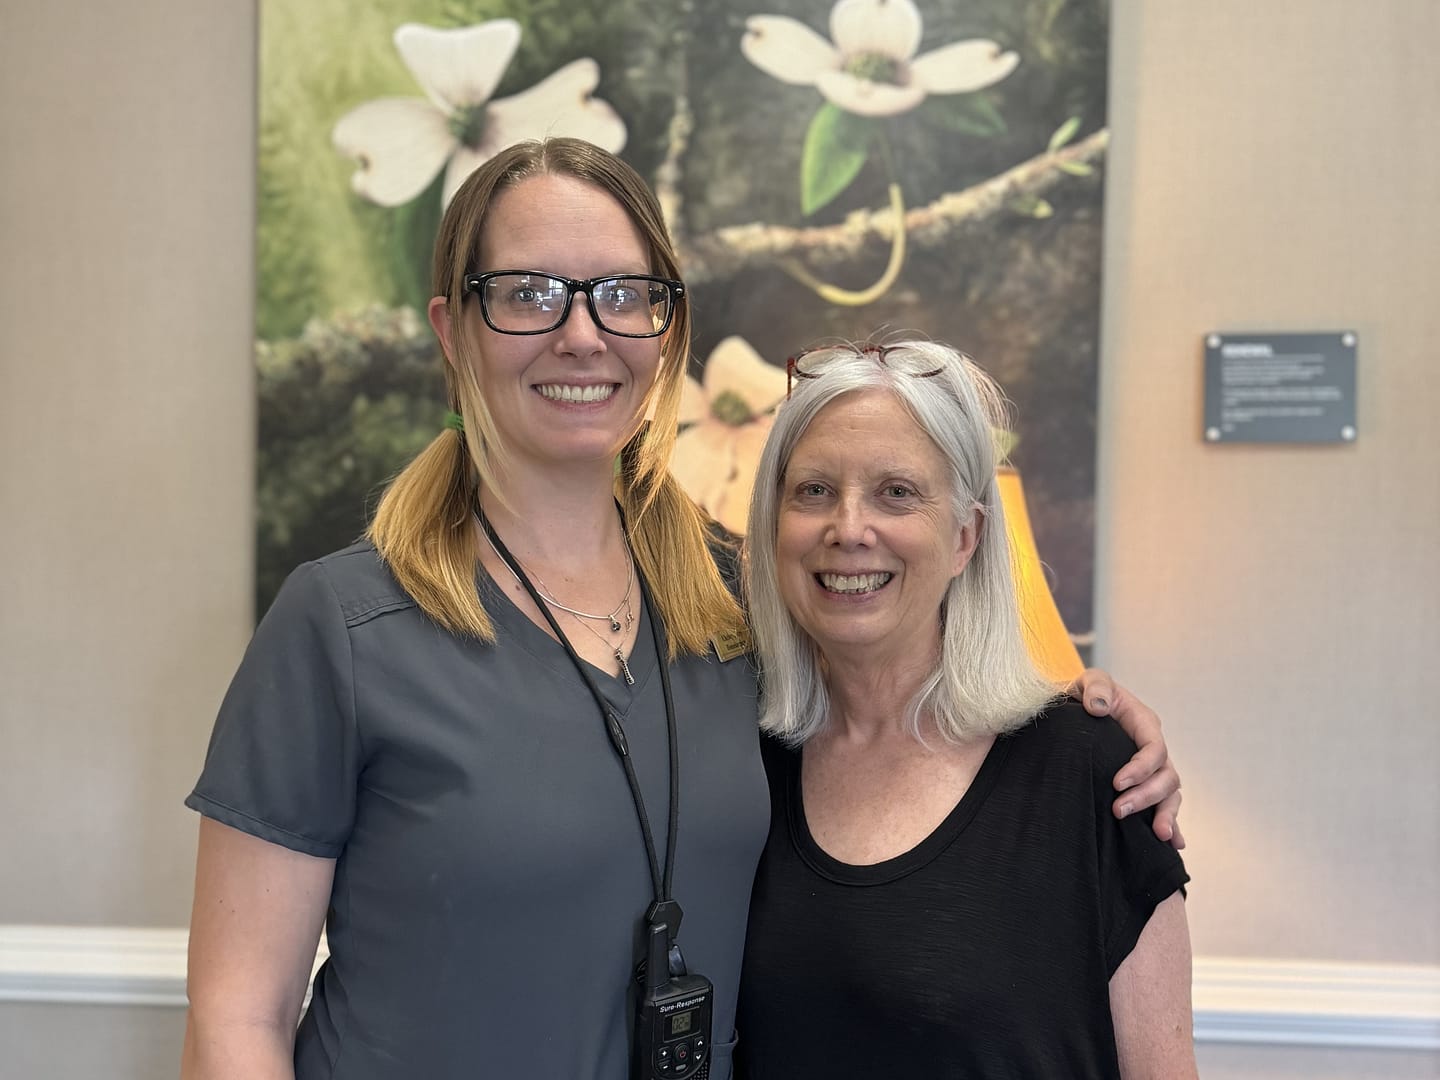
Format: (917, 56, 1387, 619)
(676, 128, 1109, 285)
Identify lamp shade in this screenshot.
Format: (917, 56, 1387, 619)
(995, 466, 1084, 684)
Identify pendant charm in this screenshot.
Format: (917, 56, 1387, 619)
(616, 649, 635, 686)
(609, 616, 622, 633)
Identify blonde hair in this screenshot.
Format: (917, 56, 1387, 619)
(743, 341, 1060, 744)
(369, 138, 744, 657)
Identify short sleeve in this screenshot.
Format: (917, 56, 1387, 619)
(1089, 717, 1190, 976)
(185, 560, 362, 858)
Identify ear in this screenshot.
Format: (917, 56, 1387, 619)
(951, 505, 983, 577)
(428, 296, 460, 372)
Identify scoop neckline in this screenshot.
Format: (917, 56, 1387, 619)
(783, 732, 1012, 886)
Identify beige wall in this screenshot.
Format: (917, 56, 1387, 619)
(1, 0, 257, 930)
(1100, 0, 1440, 966)
(1, 0, 1435, 1076)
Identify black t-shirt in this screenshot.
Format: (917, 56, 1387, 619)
(735, 702, 1189, 1079)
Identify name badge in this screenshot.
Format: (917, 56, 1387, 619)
(711, 628, 750, 662)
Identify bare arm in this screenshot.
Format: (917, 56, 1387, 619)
(180, 818, 335, 1080)
(1075, 669, 1184, 848)
(1109, 893, 1197, 1080)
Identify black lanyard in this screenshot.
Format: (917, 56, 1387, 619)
(477, 509, 685, 942)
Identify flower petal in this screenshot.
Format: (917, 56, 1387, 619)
(815, 71, 925, 117)
(332, 98, 455, 207)
(719, 418, 776, 535)
(830, 0, 922, 62)
(678, 375, 708, 426)
(911, 39, 1020, 94)
(441, 144, 491, 208)
(393, 20, 521, 113)
(740, 16, 840, 86)
(671, 423, 737, 523)
(484, 59, 627, 155)
(702, 337, 788, 416)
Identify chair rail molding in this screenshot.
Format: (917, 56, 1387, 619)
(2, 926, 1437, 1049)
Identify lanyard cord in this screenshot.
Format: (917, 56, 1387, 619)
(477, 508, 680, 910)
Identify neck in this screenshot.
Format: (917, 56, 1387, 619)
(480, 464, 626, 567)
(821, 647, 939, 746)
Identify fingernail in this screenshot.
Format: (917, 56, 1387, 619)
(1089, 697, 1108, 711)
(1115, 774, 1133, 791)
(1119, 802, 1134, 818)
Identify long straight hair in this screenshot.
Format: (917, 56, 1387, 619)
(368, 139, 745, 657)
(743, 342, 1060, 744)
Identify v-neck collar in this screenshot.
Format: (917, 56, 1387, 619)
(476, 565, 656, 714)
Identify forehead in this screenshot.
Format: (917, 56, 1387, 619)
(478, 173, 650, 274)
(788, 390, 948, 476)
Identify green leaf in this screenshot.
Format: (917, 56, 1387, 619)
(1047, 115, 1082, 152)
(1057, 160, 1094, 177)
(1009, 194, 1054, 219)
(922, 92, 1008, 137)
(800, 104, 875, 216)
(388, 170, 446, 312)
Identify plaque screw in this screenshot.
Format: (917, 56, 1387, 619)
(1206, 334, 1221, 349)
(1341, 426, 1356, 441)
(1342, 333, 1357, 348)
(1205, 427, 1221, 441)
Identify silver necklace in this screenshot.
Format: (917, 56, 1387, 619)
(479, 517, 637, 684)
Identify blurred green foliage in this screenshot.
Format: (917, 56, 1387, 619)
(256, 307, 444, 610)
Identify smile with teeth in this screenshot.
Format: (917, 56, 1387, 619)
(536, 383, 617, 404)
(817, 572, 893, 595)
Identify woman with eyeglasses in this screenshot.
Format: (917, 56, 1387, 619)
(735, 342, 1197, 1079)
(180, 139, 1181, 1080)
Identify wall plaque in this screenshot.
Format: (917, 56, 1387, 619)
(1203, 331, 1357, 444)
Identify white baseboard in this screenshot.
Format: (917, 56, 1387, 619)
(2, 927, 1437, 1050)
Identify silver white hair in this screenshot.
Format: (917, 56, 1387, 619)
(743, 340, 1061, 745)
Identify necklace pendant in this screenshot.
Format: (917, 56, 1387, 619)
(609, 616, 622, 633)
(616, 649, 635, 686)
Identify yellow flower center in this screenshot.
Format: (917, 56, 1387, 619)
(710, 390, 754, 426)
(449, 104, 488, 149)
(845, 53, 903, 85)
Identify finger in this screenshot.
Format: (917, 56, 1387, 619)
(1074, 667, 1117, 714)
(1113, 764, 1180, 819)
(1150, 789, 1184, 849)
(1114, 734, 1167, 792)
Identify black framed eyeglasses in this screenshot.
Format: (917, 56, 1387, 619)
(462, 270, 685, 338)
(785, 343, 945, 397)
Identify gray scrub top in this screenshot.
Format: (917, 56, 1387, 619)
(187, 541, 769, 1079)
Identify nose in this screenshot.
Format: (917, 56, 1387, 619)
(553, 289, 606, 354)
(825, 492, 874, 548)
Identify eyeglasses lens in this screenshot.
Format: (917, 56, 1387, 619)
(482, 274, 672, 337)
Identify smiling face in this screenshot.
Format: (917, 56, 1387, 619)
(776, 388, 979, 665)
(447, 172, 664, 475)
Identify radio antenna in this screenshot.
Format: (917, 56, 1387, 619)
(645, 922, 670, 993)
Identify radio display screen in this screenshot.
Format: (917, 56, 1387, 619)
(668, 1010, 693, 1037)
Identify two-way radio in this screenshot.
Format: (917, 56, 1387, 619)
(635, 921, 713, 1079)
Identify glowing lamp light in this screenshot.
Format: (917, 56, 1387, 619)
(996, 466, 1085, 684)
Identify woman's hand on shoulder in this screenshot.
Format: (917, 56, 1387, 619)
(1074, 669, 1184, 850)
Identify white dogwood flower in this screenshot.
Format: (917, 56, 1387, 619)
(333, 21, 626, 208)
(741, 0, 1018, 117)
(671, 337, 789, 535)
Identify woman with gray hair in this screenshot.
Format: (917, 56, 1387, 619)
(736, 341, 1196, 1079)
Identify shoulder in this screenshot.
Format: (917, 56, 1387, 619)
(1003, 698, 1137, 784)
(275, 541, 418, 629)
(759, 729, 798, 784)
